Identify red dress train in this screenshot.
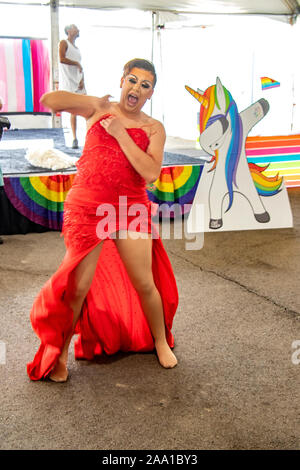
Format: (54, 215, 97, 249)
(27, 116, 178, 380)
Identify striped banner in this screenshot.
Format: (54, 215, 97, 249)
(246, 135, 300, 188)
(14, 39, 25, 112)
(0, 38, 49, 113)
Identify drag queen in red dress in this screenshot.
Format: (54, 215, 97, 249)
(27, 59, 178, 382)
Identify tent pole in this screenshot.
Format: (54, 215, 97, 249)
(290, 19, 297, 131)
(50, 0, 61, 128)
(151, 11, 156, 116)
(151, 11, 156, 64)
(251, 48, 255, 104)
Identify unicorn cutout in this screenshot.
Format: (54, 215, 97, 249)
(185, 77, 284, 230)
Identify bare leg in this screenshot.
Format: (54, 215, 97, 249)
(49, 242, 103, 382)
(70, 114, 77, 141)
(114, 231, 177, 369)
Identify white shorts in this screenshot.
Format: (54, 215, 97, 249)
(59, 84, 86, 94)
(74, 86, 87, 95)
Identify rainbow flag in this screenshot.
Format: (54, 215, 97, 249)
(246, 135, 300, 188)
(0, 38, 50, 113)
(261, 77, 280, 91)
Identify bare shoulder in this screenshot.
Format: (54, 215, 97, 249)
(141, 113, 166, 140)
(59, 39, 68, 58)
(59, 39, 67, 49)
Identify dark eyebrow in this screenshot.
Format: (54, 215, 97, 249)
(128, 74, 152, 86)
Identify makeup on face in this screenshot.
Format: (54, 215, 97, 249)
(125, 74, 153, 90)
(122, 68, 154, 109)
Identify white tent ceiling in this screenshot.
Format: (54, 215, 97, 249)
(0, 0, 300, 17)
(61, 0, 300, 16)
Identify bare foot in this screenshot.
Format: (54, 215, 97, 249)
(49, 359, 69, 383)
(155, 340, 178, 369)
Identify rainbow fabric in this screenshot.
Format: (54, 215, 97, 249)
(3, 167, 202, 229)
(147, 166, 203, 217)
(3, 135, 299, 231)
(261, 77, 280, 90)
(4, 175, 76, 230)
(0, 38, 50, 113)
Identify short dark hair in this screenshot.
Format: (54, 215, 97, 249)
(123, 58, 157, 87)
(64, 24, 77, 35)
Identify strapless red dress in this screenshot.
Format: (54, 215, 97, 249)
(27, 116, 178, 380)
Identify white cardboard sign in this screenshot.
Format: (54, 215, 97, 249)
(186, 77, 293, 233)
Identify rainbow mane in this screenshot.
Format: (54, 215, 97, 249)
(199, 84, 282, 208)
(200, 85, 242, 212)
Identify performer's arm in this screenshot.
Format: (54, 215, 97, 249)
(59, 40, 82, 72)
(100, 116, 165, 184)
(40, 91, 111, 119)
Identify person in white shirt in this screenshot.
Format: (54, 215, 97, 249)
(59, 24, 86, 149)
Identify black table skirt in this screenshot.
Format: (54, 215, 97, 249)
(0, 186, 51, 235)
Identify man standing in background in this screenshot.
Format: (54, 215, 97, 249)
(59, 24, 86, 149)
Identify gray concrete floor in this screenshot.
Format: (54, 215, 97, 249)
(0, 189, 300, 450)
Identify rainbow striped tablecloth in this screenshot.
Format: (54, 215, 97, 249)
(4, 174, 76, 231)
(3, 165, 203, 230)
(147, 165, 203, 217)
(3, 134, 300, 231)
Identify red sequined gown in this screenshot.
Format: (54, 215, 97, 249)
(27, 115, 178, 380)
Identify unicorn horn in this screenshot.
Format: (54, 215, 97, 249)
(185, 85, 208, 108)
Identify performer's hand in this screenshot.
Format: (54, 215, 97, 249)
(93, 94, 113, 114)
(76, 62, 83, 73)
(98, 94, 112, 108)
(100, 115, 126, 139)
(78, 78, 84, 90)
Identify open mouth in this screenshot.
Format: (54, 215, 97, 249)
(127, 93, 138, 106)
